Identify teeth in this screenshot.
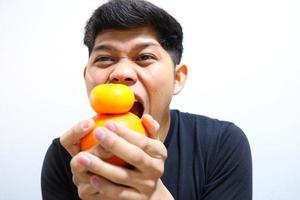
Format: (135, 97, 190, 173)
(134, 99, 140, 103)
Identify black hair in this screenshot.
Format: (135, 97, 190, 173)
(84, 0, 183, 65)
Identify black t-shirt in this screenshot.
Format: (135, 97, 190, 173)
(41, 110, 252, 200)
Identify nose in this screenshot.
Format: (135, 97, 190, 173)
(108, 62, 137, 86)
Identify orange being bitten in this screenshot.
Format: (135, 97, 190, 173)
(89, 83, 135, 114)
(80, 83, 146, 167)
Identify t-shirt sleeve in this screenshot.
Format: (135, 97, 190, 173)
(41, 138, 80, 200)
(201, 123, 252, 200)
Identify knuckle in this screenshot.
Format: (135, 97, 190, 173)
(142, 180, 156, 192)
(77, 184, 89, 199)
(105, 133, 117, 149)
(161, 147, 168, 160)
(70, 152, 88, 172)
(131, 150, 145, 166)
(96, 183, 111, 197)
(72, 122, 81, 134)
(113, 122, 124, 135)
(71, 152, 84, 165)
(72, 175, 78, 186)
(59, 135, 67, 147)
(98, 193, 106, 200)
(70, 157, 79, 171)
(152, 163, 164, 178)
(157, 143, 168, 160)
(140, 139, 150, 152)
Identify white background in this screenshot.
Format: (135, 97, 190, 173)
(0, 0, 299, 199)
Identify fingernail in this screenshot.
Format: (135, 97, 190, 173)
(94, 128, 107, 141)
(106, 120, 117, 132)
(81, 120, 90, 130)
(78, 153, 91, 166)
(90, 176, 101, 188)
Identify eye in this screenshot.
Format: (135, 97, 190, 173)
(136, 54, 156, 61)
(93, 56, 116, 68)
(95, 56, 115, 63)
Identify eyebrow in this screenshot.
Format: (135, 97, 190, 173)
(92, 42, 160, 53)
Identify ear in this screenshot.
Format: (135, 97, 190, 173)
(173, 64, 188, 95)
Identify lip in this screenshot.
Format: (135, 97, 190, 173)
(133, 92, 144, 107)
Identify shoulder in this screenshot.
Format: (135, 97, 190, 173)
(170, 109, 251, 160)
(171, 109, 247, 140)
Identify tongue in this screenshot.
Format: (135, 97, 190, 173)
(130, 102, 144, 118)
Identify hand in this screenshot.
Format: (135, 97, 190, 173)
(60, 119, 95, 156)
(70, 114, 174, 200)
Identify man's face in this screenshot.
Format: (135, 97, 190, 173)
(84, 27, 186, 128)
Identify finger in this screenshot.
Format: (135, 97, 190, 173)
(77, 183, 100, 200)
(60, 119, 95, 156)
(78, 152, 161, 192)
(72, 171, 94, 187)
(141, 114, 160, 139)
(104, 121, 167, 160)
(93, 127, 165, 176)
(90, 175, 144, 200)
(77, 152, 139, 187)
(71, 153, 113, 200)
(88, 143, 113, 160)
(71, 152, 97, 185)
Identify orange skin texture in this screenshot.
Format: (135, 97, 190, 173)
(80, 84, 146, 166)
(89, 84, 135, 114)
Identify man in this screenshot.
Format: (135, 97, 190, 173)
(41, 0, 252, 199)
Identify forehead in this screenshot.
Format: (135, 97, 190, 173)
(93, 27, 161, 49)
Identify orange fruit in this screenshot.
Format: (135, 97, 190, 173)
(80, 113, 146, 166)
(81, 83, 146, 167)
(89, 83, 135, 114)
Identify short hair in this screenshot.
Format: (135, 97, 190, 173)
(84, 0, 183, 65)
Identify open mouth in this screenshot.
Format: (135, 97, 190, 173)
(130, 101, 144, 118)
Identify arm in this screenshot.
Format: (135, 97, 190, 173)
(41, 139, 79, 200)
(41, 119, 94, 200)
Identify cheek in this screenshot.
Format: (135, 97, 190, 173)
(85, 68, 110, 91)
(143, 64, 175, 110)
(148, 65, 175, 93)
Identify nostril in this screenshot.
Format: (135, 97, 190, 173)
(111, 78, 119, 83)
(110, 77, 135, 84)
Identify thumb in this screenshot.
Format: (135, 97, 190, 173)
(60, 119, 95, 156)
(141, 114, 160, 139)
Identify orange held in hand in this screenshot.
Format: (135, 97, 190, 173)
(80, 83, 146, 167)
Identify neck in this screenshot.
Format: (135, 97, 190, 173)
(157, 110, 171, 142)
